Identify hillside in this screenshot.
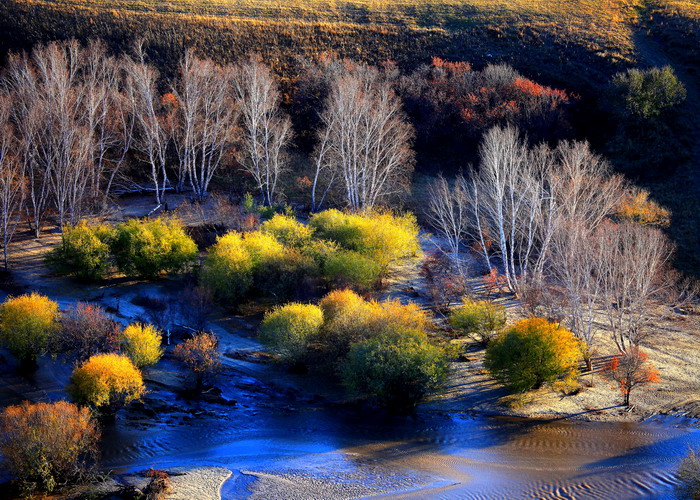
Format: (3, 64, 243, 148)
(0, 0, 643, 87)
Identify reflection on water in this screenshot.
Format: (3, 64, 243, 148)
(100, 388, 699, 499)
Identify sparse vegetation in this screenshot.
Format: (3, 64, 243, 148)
(448, 299, 506, 346)
(173, 331, 221, 389)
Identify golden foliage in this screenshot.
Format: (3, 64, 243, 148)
(119, 323, 163, 367)
(259, 302, 324, 363)
(68, 353, 145, 410)
(617, 189, 671, 226)
(0, 293, 60, 364)
(0, 401, 99, 493)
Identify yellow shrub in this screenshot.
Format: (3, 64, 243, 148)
(260, 214, 314, 248)
(0, 293, 60, 365)
(68, 353, 145, 410)
(119, 323, 163, 367)
(201, 231, 254, 301)
(259, 303, 324, 363)
(617, 189, 671, 226)
(240, 231, 287, 266)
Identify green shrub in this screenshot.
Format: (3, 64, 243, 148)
(612, 66, 686, 120)
(448, 299, 506, 346)
(0, 401, 99, 494)
(111, 217, 197, 278)
(310, 209, 420, 272)
(323, 250, 381, 291)
(259, 303, 323, 364)
(201, 231, 254, 302)
(484, 317, 582, 393)
(341, 330, 447, 408)
(0, 293, 60, 365)
(119, 323, 163, 367)
(260, 214, 314, 248)
(68, 353, 145, 411)
(46, 221, 115, 281)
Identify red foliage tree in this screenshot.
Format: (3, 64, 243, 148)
(604, 348, 660, 406)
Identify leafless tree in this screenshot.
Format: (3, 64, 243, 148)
(595, 221, 675, 353)
(124, 42, 170, 206)
(172, 50, 239, 202)
(314, 64, 414, 210)
(0, 96, 25, 270)
(231, 56, 291, 206)
(426, 174, 471, 265)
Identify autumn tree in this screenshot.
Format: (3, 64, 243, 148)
(171, 50, 239, 201)
(46, 221, 115, 281)
(0, 401, 99, 494)
(313, 62, 414, 210)
(604, 348, 660, 406)
(123, 42, 170, 205)
(485, 317, 582, 393)
(68, 353, 145, 411)
(173, 331, 220, 389)
(58, 302, 119, 362)
(0, 94, 25, 270)
(119, 323, 163, 367)
(259, 303, 324, 365)
(231, 55, 291, 206)
(0, 293, 60, 366)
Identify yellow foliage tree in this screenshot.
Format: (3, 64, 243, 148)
(201, 231, 254, 301)
(259, 303, 324, 363)
(119, 323, 163, 367)
(485, 317, 582, 393)
(617, 189, 671, 226)
(68, 353, 145, 411)
(0, 293, 60, 365)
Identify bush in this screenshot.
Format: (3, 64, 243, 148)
(448, 299, 506, 346)
(259, 303, 324, 364)
(677, 448, 700, 500)
(485, 317, 582, 393)
(310, 209, 421, 272)
(0, 293, 60, 366)
(68, 353, 145, 411)
(260, 214, 314, 248)
(0, 401, 99, 494)
(341, 330, 447, 408)
(612, 66, 686, 120)
(59, 302, 119, 362)
(119, 323, 163, 368)
(173, 331, 220, 389)
(46, 221, 115, 281)
(201, 231, 254, 301)
(144, 469, 172, 499)
(111, 217, 197, 278)
(322, 250, 381, 291)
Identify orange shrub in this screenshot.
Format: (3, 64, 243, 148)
(68, 353, 145, 411)
(604, 348, 660, 406)
(0, 401, 99, 493)
(173, 331, 220, 388)
(617, 189, 671, 226)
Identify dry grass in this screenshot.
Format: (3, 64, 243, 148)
(0, 0, 643, 87)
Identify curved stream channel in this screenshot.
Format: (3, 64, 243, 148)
(98, 373, 700, 499)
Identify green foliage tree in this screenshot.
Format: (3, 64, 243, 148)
(485, 317, 582, 393)
(259, 303, 324, 364)
(111, 217, 197, 278)
(260, 214, 314, 248)
(0, 293, 60, 366)
(0, 401, 99, 494)
(448, 298, 506, 346)
(46, 221, 115, 281)
(67, 353, 145, 411)
(612, 66, 686, 120)
(341, 330, 447, 408)
(119, 323, 163, 367)
(201, 231, 254, 302)
(322, 250, 381, 291)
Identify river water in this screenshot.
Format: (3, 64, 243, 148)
(98, 371, 699, 499)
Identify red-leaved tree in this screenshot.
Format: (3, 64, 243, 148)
(604, 348, 660, 406)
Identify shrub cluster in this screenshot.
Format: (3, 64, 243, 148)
(0, 293, 60, 366)
(202, 211, 420, 303)
(47, 217, 197, 280)
(448, 298, 506, 346)
(0, 401, 99, 494)
(485, 317, 582, 393)
(258, 289, 446, 407)
(119, 323, 163, 368)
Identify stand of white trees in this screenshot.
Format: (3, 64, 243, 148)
(428, 125, 677, 363)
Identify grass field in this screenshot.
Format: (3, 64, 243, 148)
(0, 0, 644, 88)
